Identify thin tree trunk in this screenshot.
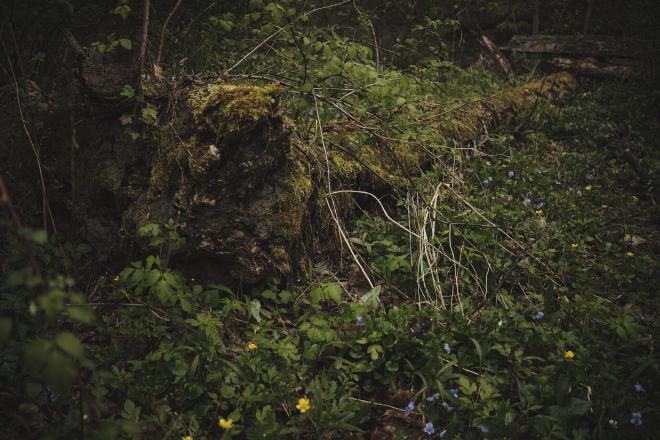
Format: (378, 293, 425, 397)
(136, 0, 150, 85)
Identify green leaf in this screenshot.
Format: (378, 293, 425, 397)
(367, 344, 383, 360)
(249, 299, 262, 323)
(120, 85, 135, 99)
(67, 293, 94, 324)
(118, 38, 132, 50)
(141, 105, 158, 121)
(323, 283, 343, 304)
(55, 332, 84, 359)
(359, 285, 381, 310)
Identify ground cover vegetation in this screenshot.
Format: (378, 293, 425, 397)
(1, 0, 659, 439)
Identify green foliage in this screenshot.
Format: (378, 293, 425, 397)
(2, 1, 660, 439)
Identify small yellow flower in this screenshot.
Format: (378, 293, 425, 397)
(83, 414, 88, 422)
(626, 251, 634, 257)
(247, 342, 257, 350)
(564, 350, 575, 359)
(296, 397, 311, 413)
(601, 204, 608, 209)
(570, 243, 578, 250)
(182, 436, 193, 440)
(585, 184, 593, 191)
(535, 210, 543, 215)
(218, 418, 233, 430)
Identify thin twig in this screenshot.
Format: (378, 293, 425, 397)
(155, 0, 184, 73)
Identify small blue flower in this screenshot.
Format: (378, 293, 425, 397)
(426, 392, 440, 402)
(630, 411, 642, 427)
(507, 170, 515, 178)
(534, 311, 544, 320)
(355, 315, 365, 326)
(449, 388, 459, 398)
(441, 401, 454, 412)
(536, 201, 544, 209)
(634, 383, 645, 393)
(586, 173, 594, 181)
(423, 422, 435, 435)
(522, 198, 532, 207)
(443, 342, 452, 354)
(639, 136, 646, 144)
(439, 429, 447, 438)
(639, 314, 646, 322)
(554, 179, 561, 185)
(404, 401, 415, 416)
(49, 391, 59, 402)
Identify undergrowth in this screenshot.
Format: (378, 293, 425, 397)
(1, 78, 659, 440)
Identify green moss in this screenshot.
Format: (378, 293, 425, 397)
(272, 158, 312, 239)
(189, 82, 282, 135)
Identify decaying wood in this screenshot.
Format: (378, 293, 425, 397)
(502, 34, 648, 59)
(551, 57, 634, 78)
(480, 35, 514, 79)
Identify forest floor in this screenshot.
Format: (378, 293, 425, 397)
(2, 73, 659, 439)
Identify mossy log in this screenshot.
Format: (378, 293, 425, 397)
(9, 71, 573, 283)
(124, 72, 575, 283)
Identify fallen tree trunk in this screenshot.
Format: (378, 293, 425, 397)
(119, 72, 575, 283)
(501, 34, 649, 59)
(551, 57, 635, 78)
(14, 72, 575, 284)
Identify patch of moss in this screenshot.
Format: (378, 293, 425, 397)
(272, 158, 313, 240)
(189, 82, 282, 135)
